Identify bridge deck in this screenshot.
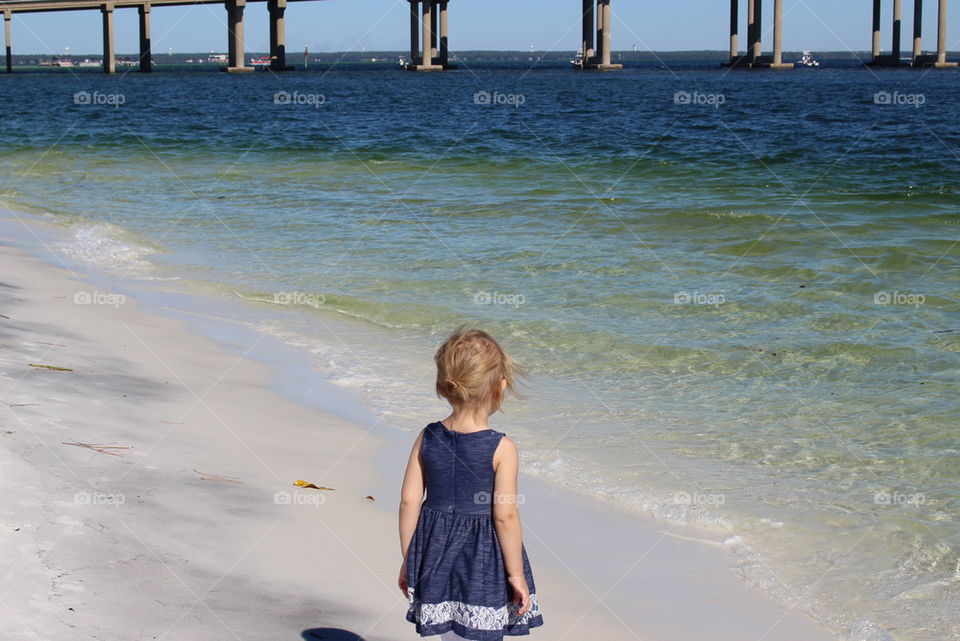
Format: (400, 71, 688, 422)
(0, 0, 314, 14)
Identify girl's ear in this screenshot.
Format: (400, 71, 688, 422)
(500, 378, 507, 393)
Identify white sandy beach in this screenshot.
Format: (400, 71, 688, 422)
(0, 220, 840, 641)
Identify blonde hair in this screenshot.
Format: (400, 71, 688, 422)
(434, 327, 522, 415)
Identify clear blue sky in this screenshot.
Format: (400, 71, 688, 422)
(7, 0, 959, 55)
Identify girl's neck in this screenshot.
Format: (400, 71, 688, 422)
(442, 408, 492, 433)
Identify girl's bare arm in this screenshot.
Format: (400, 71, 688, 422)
(398, 429, 426, 560)
(493, 436, 531, 614)
(492, 437, 525, 577)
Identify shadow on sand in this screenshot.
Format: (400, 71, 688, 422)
(301, 628, 366, 641)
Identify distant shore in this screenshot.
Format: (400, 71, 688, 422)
(2, 49, 890, 69)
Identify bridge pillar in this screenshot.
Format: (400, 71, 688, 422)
(439, 1, 448, 67)
(583, 0, 619, 70)
(409, 0, 441, 70)
(773, 0, 783, 64)
(600, 0, 611, 65)
(935, 0, 958, 66)
(872, 0, 882, 61)
(429, 0, 438, 63)
(728, 0, 739, 64)
(225, 0, 252, 72)
(101, 3, 115, 74)
(4, 10, 11, 74)
(407, 0, 419, 65)
(268, 0, 292, 70)
(768, 0, 792, 68)
(138, 4, 152, 73)
(406, 0, 443, 70)
(581, 0, 594, 65)
(746, 0, 757, 64)
(421, 0, 435, 67)
(892, 0, 902, 63)
(734, 0, 792, 70)
(869, 0, 913, 66)
(595, 0, 603, 64)
(912, 0, 922, 61)
(752, 0, 763, 62)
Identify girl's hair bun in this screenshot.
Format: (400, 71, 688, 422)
(446, 378, 469, 402)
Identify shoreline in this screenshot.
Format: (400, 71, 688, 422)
(0, 210, 840, 640)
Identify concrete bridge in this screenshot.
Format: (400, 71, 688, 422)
(867, 0, 957, 66)
(1, 0, 957, 74)
(0, 0, 303, 73)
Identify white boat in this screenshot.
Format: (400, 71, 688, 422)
(40, 56, 74, 67)
(798, 50, 820, 67)
(570, 47, 584, 69)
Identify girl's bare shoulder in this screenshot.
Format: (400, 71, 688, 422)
(493, 435, 518, 465)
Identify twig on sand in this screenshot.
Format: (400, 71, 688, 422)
(0, 313, 9, 319)
(28, 363, 73, 372)
(1, 399, 40, 407)
(62, 441, 132, 456)
(35, 341, 67, 347)
(193, 468, 244, 485)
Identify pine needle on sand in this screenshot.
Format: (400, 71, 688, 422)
(193, 469, 244, 485)
(62, 441, 132, 456)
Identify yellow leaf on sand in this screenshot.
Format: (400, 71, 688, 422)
(293, 480, 334, 491)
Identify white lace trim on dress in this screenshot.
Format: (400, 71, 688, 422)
(408, 588, 541, 631)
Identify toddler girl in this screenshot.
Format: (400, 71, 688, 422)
(399, 328, 543, 640)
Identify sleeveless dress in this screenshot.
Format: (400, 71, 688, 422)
(405, 421, 544, 640)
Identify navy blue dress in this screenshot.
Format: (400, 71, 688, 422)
(405, 421, 544, 640)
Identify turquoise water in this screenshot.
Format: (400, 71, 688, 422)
(2, 62, 959, 639)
